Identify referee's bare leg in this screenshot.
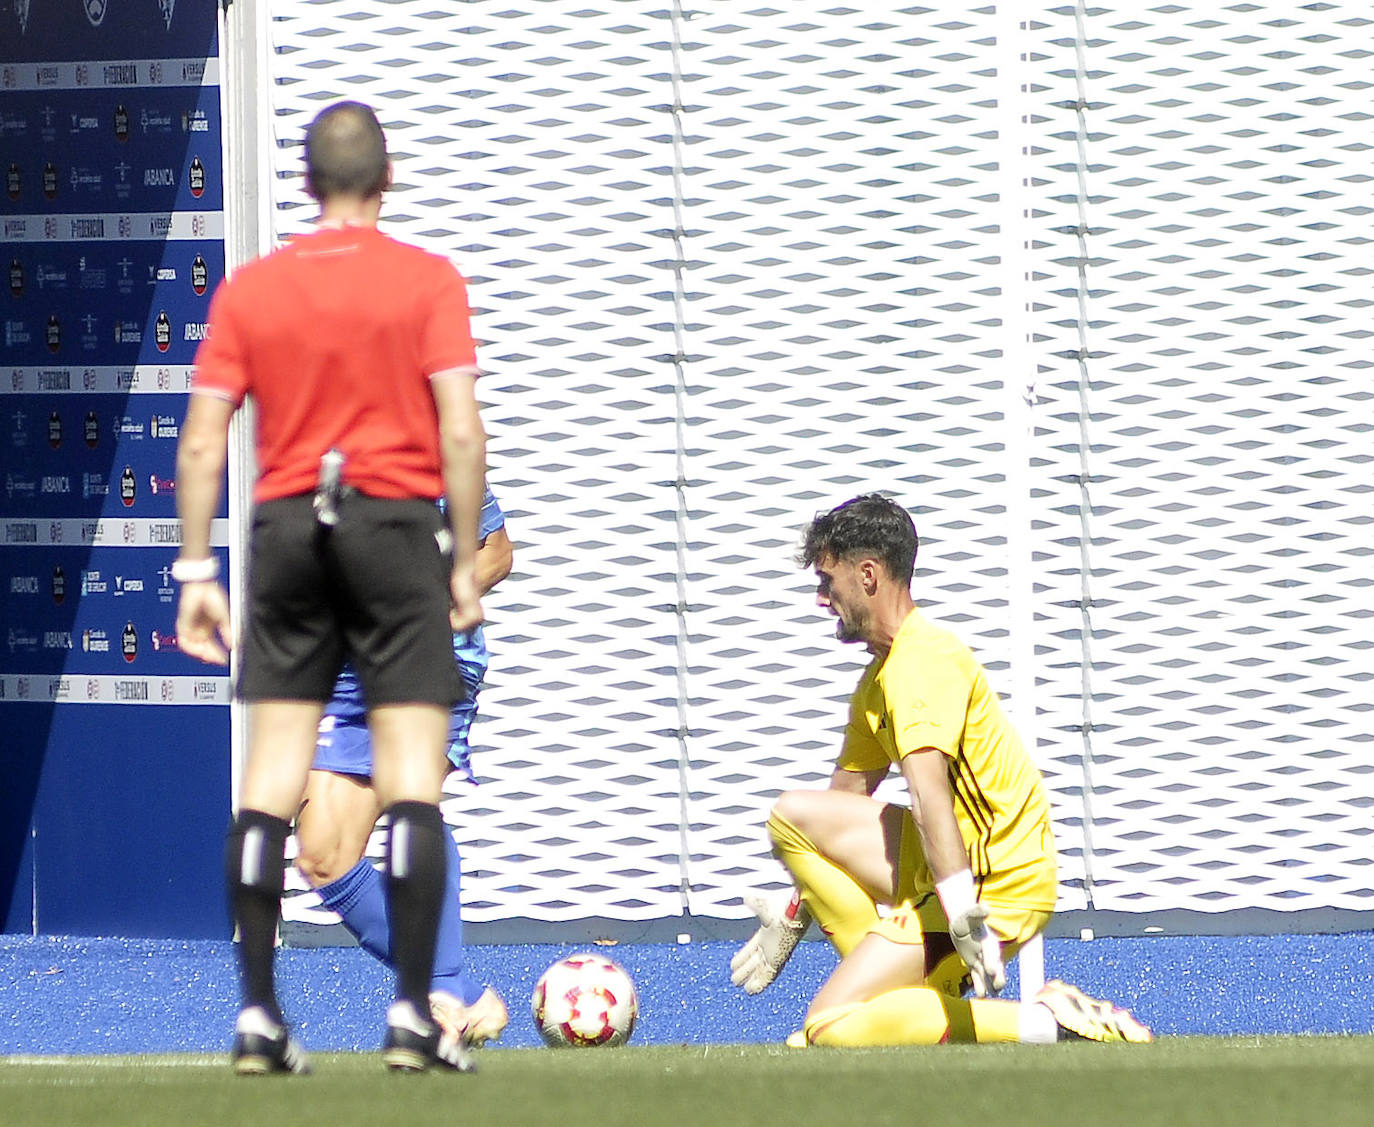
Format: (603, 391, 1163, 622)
(227, 700, 456, 1070)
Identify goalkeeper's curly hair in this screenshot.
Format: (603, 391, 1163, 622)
(798, 493, 918, 586)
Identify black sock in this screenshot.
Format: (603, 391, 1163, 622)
(225, 809, 290, 1023)
(384, 801, 447, 1019)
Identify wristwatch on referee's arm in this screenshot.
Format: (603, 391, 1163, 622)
(171, 556, 221, 583)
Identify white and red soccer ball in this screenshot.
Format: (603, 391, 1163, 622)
(531, 952, 639, 1048)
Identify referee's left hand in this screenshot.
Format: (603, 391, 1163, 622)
(176, 581, 233, 665)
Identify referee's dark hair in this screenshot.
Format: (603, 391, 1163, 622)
(799, 493, 918, 586)
(304, 101, 390, 202)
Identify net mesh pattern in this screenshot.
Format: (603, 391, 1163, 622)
(261, 0, 1374, 930)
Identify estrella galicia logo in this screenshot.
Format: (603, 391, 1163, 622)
(84, 0, 108, 27)
(6, 164, 19, 202)
(52, 565, 66, 606)
(191, 253, 208, 295)
(85, 410, 100, 448)
(121, 621, 137, 663)
(47, 410, 61, 450)
(45, 314, 60, 353)
(42, 161, 57, 201)
(155, 310, 171, 352)
(188, 155, 205, 199)
(9, 258, 22, 298)
(120, 465, 136, 507)
(114, 105, 130, 142)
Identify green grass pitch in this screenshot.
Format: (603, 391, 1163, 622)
(2, 1038, 1367, 1127)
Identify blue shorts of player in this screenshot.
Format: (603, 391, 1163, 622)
(314, 626, 487, 782)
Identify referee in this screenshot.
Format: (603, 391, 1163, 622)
(174, 101, 486, 1074)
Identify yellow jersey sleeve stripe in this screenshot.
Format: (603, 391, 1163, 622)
(950, 748, 995, 885)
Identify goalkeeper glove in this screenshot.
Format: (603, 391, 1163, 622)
(948, 902, 1006, 997)
(938, 870, 1005, 998)
(729, 890, 811, 994)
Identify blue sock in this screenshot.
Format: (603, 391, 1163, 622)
(316, 828, 482, 1005)
(315, 858, 391, 966)
(431, 827, 482, 1005)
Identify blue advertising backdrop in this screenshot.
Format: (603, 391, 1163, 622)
(1, 0, 231, 937)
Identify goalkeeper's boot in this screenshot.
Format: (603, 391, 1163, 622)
(382, 999, 476, 1073)
(430, 986, 509, 1047)
(1035, 979, 1154, 1043)
(231, 1007, 311, 1075)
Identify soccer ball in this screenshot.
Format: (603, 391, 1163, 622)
(530, 952, 639, 1048)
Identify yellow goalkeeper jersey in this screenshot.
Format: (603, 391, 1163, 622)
(837, 608, 1056, 909)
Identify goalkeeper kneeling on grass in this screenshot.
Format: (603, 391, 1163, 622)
(730, 494, 1152, 1047)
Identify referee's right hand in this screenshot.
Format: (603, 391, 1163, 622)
(448, 567, 484, 633)
(176, 581, 233, 665)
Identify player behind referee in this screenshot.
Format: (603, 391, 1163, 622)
(173, 101, 486, 1074)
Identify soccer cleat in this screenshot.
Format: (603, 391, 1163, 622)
(1035, 979, 1154, 1043)
(382, 999, 476, 1073)
(430, 986, 509, 1047)
(231, 1007, 311, 1075)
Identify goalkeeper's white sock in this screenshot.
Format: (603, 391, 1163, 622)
(1018, 1001, 1059, 1044)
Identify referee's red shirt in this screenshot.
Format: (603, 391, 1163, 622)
(191, 224, 478, 503)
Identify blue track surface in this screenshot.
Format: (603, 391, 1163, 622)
(2, 933, 1372, 1054)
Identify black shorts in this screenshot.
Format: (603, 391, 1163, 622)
(237, 493, 463, 709)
